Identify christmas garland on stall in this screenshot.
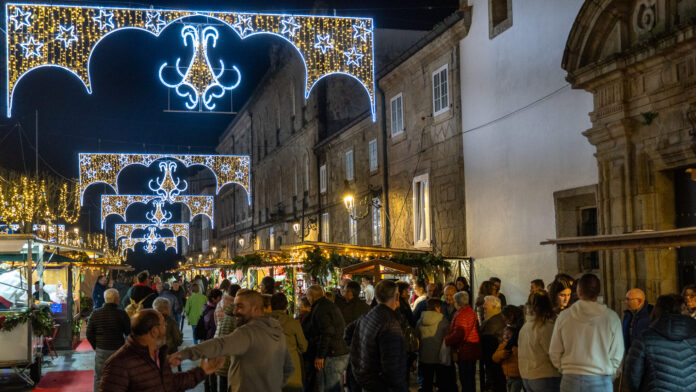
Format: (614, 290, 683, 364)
(231, 253, 264, 274)
(0, 307, 54, 336)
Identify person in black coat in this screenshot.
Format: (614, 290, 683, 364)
(337, 281, 371, 326)
(122, 271, 156, 309)
(626, 294, 696, 392)
(622, 288, 653, 350)
(350, 280, 408, 392)
(306, 285, 349, 391)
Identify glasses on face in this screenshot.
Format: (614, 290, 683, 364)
(623, 297, 641, 302)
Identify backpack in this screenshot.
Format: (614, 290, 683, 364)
(125, 293, 154, 319)
(194, 306, 213, 341)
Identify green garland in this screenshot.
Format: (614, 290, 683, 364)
(232, 253, 264, 274)
(0, 307, 54, 337)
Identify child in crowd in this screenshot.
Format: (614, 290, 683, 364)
(492, 325, 522, 392)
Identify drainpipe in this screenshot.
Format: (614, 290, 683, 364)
(378, 86, 390, 247)
(249, 111, 256, 248)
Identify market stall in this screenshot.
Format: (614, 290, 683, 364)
(340, 258, 416, 283)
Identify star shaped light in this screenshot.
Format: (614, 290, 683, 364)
(314, 34, 334, 54)
(93, 9, 115, 31)
(280, 16, 300, 38)
(20, 36, 44, 58)
(56, 25, 78, 48)
(146, 11, 167, 34)
(232, 15, 254, 38)
(101, 162, 112, 172)
(9, 7, 32, 31)
(352, 21, 372, 42)
(343, 47, 363, 67)
(205, 156, 215, 166)
(220, 163, 231, 174)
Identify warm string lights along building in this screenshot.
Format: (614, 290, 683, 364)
(79, 153, 250, 254)
(5, 3, 376, 118)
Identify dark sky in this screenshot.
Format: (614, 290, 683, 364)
(0, 0, 458, 271)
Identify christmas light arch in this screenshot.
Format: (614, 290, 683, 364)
(6, 3, 376, 119)
(100, 194, 214, 229)
(78, 153, 250, 205)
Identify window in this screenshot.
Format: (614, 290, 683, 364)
(372, 198, 382, 245)
(413, 174, 431, 247)
(390, 93, 404, 136)
(320, 164, 327, 193)
(269, 227, 275, 250)
(321, 213, 330, 242)
(489, 0, 513, 39)
(294, 165, 298, 197)
(349, 213, 357, 245)
(369, 139, 378, 172)
(345, 150, 354, 181)
(432, 65, 449, 116)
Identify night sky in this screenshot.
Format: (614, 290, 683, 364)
(0, 0, 459, 272)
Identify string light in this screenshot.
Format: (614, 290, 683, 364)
(115, 223, 189, 242)
(100, 194, 214, 228)
(5, 3, 376, 120)
(0, 175, 80, 226)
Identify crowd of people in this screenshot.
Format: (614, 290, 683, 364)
(85, 270, 696, 392)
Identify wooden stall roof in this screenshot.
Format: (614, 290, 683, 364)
(341, 258, 415, 278)
(541, 227, 696, 252)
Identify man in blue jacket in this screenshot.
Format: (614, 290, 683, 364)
(622, 288, 653, 350)
(92, 275, 108, 310)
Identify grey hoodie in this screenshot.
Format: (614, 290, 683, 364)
(178, 315, 294, 392)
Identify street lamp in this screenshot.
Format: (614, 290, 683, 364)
(343, 194, 355, 211)
(238, 237, 245, 247)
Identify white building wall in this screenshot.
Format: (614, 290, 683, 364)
(460, 0, 597, 305)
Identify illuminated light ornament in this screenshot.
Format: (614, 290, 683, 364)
(20, 36, 44, 58)
(9, 7, 32, 30)
(93, 9, 115, 31)
(145, 199, 172, 227)
(343, 47, 363, 67)
(121, 234, 178, 254)
(231, 15, 254, 38)
(115, 223, 189, 243)
(100, 194, 214, 228)
(145, 11, 167, 34)
(314, 34, 334, 54)
(56, 25, 79, 48)
(352, 21, 371, 42)
(5, 4, 376, 121)
(280, 16, 300, 38)
(159, 25, 241, 110)
(148, 161, 187, 202)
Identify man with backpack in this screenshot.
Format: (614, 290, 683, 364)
(122, 271, 156, 310)
(185, 283, 207, 344)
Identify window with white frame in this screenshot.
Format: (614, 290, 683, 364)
(320, 164, 327, 193)
(345, 150, 354, 181)
(321, 213, 330, 242)
(432, 65, 449, 116)
(413, 174, 431, 247)
(372, 198, 382, 245)
(369, 139, 378, 172)
(390, 93, 404, 136)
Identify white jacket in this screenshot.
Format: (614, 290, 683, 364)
(518, 316, 561, 380)
(549, 300, 624, 377)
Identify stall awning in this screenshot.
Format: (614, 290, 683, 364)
(341, 258, 415, 277)
(541, 227, 696, 252)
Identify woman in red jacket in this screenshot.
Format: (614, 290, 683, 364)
(445, 291, 481, 392)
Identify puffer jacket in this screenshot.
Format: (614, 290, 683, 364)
(338, 297, 371, 326)
(350, 304, 408, 392)
(626, 313, 696, 392)
(306, 296, 348, 359)
(86, 303, 131, 350)
(128, 283, 156, 309)
(445, 305, 481, 361)
(99, 336, 206, 392)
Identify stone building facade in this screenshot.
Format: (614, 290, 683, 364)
(562, 0, 696, 308)
(206, 17, 471, 260)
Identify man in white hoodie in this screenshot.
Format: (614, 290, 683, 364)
(549, 274, 624, 392)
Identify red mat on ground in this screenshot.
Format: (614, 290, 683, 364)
(33, 370, 93, 392)
(73, 339, 94, 352)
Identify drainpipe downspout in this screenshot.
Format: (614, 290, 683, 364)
(378, 86, 390, 248)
